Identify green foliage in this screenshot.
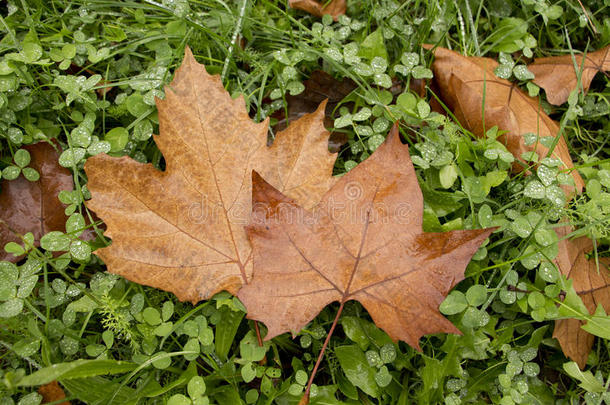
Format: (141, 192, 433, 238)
(0, 0, 609, 404)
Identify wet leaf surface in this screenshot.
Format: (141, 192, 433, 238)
(554, 226, 610, 368)
(426, 46, 609, 369)
(289, 0, 346, 20)
(84, 48, 337, 303)
(0, 142, 73, 262)
(528, 46, 610, 106)
(425, 46, 584, 193)
(238, 125, 494, 347)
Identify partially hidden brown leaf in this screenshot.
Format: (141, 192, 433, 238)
(274, 70, 357, 152)
(554, 225, 610, 368)
(84, 47, 337, 304)
(238, 124, 495, 347)
(528, 46, 610, 106)
(38, 380, 70, 405)
(426, 46, 607, 369)
(289, 0, 346, 20)
(276, 70, 356, 130)
(0, 142, 74, 262)
(425, 46, 584, 194)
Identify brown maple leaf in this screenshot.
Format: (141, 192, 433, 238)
(289, 0, 346, 20)
(238, 124, 494, 401)
(84, 48, 337, 304)
(425, 45, 584, 194)
(0, 142, 74, 262)
(528, 46, 610, 106)
(554, 226, 610, 368)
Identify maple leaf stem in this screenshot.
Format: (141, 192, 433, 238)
(253, 320, 265, 347)
(301, 300, 346, 405)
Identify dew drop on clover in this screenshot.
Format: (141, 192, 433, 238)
(536, 165, 556, 186)
(0, 298, 24, 318)
(365, 350, 382, 367)
(400, 52, 419, 68)
(523, 180, 545, 199)
(60, 336, 79, 356)
(523, 362, 540, 377)
(373, 73, 392, 88)
(446, 378, 466, 392)
(538, 262, 558, 283)
(494, 64, 512, 79)
(379, 344, 396, 363)
(324, 48, 342, 62)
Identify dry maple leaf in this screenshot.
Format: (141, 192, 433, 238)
(0, 142, 74, 262)
(553, 226, 610, 368)
(289, 0, 346, 20)
(528, 46, 610, 106)
(238, 124, 494, 401)
(84, 47, 337, 304)
(425, 45, 584, 193)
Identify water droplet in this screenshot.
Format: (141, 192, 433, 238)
(372, 117, 390, 133)
(353, 107, 371, 121)
(446, 378, 466, 392)
(370, 57, 387, 73)
(511, 217, 532, 238)
(537, 165, 556, 186)
(0, 298, 23, 318)
(538, 262, 558, 283)
(523, 180, 545, 199)
(494, 65, 512, 79)
(523, 362, 540, 377)
(379, 344, 396, 363)
(373, 73, 392, 88)
(353, 63, 373, 76)
(324, 48, 342, 62)
(400, 52, 419, 68)
(365, 350, 382, 367)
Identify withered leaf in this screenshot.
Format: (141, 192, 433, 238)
(238, 125, 494, 348)
(426, 46, 584, 193)
(274, 70, 357, 152)
(289, 0, 346, 20)
(84, 48, 337, 303)
(554, 225, 610, 369)
(528, 46, 610, 106)
(38, 380, 70, 405)
(0, 142, 74, 262)
(426, 46, 607, 368)
(275, 70, 356, 130)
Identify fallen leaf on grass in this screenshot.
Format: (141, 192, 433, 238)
(239, 124, 494, 402)
(554, 226, 610, 369)
(274, 70, 357, 152)
(426, 46, 608, 369)
(277, 70, 356, 129)
(425, 46, 584, 193)
(528, 46, 610, 106)
(84, 48, 337, 303)
(0, 142, 74, 262)
(38, 380, 70, 405)
(289, 0, 346, 20)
